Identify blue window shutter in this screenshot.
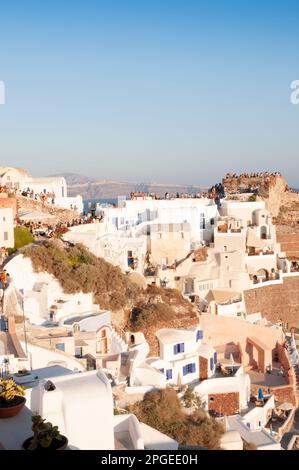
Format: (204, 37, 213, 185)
(191, 363, 196, 373)
(214, 352, 217, 364)
(166, 369, 172, 380)
(183, 365, 187, 376)
(197, 330, 203, 341)
(210, 357, 214, 370)
(174, 343, 184, 354)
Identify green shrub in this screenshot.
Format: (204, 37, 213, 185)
(14, 227, 34, 250)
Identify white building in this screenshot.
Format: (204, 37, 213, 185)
(177, 199, 290, 310)
(0, 167, 83, 214)
(4, 254, 102, 325)
(0, 366, 178, 450)
(0, 207, 14, 248)
(65, 198, 219, 285)
(127, 327, 217, 390)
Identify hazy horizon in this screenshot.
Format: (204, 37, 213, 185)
(0, 1, 298, 186)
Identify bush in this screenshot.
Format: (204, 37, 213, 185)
(23, 241, 141, 312)
(182, 386, 202, 409)
(14, 227, 34, 250)
(247, 194, 257, 202)
(129, 388, 224, 450)
(130, 303, 175, 331)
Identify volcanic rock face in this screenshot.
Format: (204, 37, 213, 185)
(223, 173, 299, 223)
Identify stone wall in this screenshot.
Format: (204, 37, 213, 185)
(209, 392, 240, 415)
(244, 276, 299, 328)
(251, 383, 296, 406)
(277, 232, 299, 260)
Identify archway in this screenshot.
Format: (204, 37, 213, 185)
(256, 269, 269, 282)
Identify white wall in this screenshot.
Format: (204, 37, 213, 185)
(0, 207, 14, 248)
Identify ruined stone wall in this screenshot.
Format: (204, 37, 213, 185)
(244, 276, 299, 328)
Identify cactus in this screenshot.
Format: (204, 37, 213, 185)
(28, 415, 63, 450)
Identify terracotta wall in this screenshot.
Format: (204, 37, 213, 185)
(0, 196, 17, 218)
(199, 356, 208, 380)
(208, 392, 239, 416)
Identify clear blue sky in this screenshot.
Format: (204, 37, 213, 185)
(0, 0, 298, 186)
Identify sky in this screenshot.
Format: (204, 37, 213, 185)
(0, 0, 298, 186)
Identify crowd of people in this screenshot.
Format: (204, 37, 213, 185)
(15, 213, 102, 239)
(0, 184, 56, 206)
(129, 188, 223, 201)
(224, 172, 282, 179)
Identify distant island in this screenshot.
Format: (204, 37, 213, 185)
(50, 173, 208, 200)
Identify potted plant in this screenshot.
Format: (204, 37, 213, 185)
(0, 378, 26, 418)
(22, 415, 68, 450)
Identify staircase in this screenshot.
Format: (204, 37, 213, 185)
(111, 327, 128, 353)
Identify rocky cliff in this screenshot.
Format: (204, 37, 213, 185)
(223, 173, 299, 224)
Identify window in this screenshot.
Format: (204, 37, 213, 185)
(196, 330, 203, 342)
(183, 363, 196, 376)
(4, 232, 8, 241)
(2, 217, 5, 222)
(200, 214, 205, 229)
(159, 368, 165, 374)
(55, 343, 65, 352)
(75, 347, 82, 358)
(180, 233, 184, 239)
(166, 369, 173, 380)
(224, 245, 228, 252)
(210, 357, 214, 371)
(173, 343, 185, 355)
(210, 218, 215, 225)
(214, 352, 217, 365)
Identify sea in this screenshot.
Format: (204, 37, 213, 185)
(83, 198, 118, 214)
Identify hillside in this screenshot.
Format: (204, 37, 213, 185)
(23, 240, 198, 351)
